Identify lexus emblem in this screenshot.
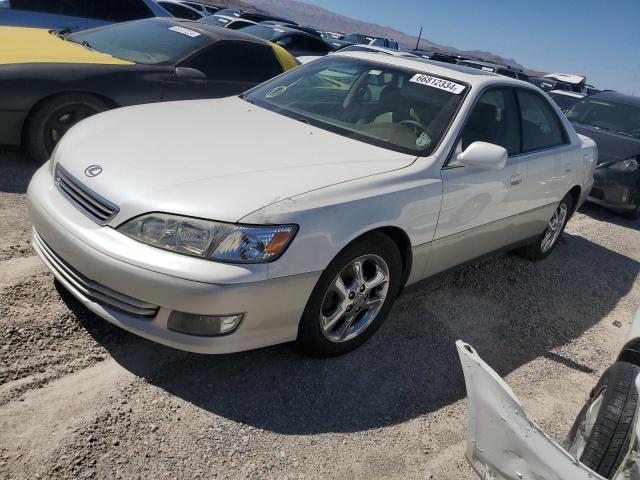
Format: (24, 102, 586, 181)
(85, 165, 102, 177)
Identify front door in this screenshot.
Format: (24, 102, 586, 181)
(425, 88, 524, 277)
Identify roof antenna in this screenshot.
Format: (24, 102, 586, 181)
(415, 26, 423, 50)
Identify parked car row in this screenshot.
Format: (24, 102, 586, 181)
(0, 18, 298, 162)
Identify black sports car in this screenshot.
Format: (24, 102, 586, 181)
(0, 18, 298, 162)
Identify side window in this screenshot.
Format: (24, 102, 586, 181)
(12, 0, 84, 16)
(517, 90, 566, 152)
(305, 37, 331, 54)
(187, 42, 283, 82)
(89, 0, 153, 21)
(461, 89, 521, 155)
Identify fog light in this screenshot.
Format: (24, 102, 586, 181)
(167, 311, 243, 336)
(622, 187, 630, 204)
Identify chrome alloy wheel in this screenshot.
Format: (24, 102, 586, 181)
(541, 202, 568, 253)
(568, 389, 605, 458)
(319, 254, 390, 343)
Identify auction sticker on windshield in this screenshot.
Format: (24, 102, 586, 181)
(169, 26, 201, 37)
(409, 74, 466, 94)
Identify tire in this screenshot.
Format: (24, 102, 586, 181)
(25, 93, 110, 164)
(297, 232, 403, 357)
(622, 204, 640, 220)
(516, 192, 574, 261)
(565, 361, 640, 478)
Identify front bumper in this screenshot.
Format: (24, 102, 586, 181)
(27, 164, 321, 354)
(587, 167, 639, 212)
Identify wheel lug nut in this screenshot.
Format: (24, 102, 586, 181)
(348, 292, 355, 299)
(346, 305, 352, 311)
(359, 285, 365, 292)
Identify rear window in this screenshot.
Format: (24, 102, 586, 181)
(68, 19, 207, 65)
(244, 56, 468, 156)
(238, 25, 281, 40)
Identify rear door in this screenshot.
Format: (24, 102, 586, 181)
(5, 0, 87, 30)
(510, 89, 573, 242)
(162, 41, 284, 101)
(426, 87, 524, 277)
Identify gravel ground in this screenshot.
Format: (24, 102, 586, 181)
(0, 151, 639, 479)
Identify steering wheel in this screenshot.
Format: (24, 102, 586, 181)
(399, 119, 430, 135)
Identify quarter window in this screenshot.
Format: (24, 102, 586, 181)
(461, 89, 521, 155)
(517, 90, 566, 152)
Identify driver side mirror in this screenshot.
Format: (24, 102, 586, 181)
(173, 67, 207, 83)
(456, 141, 508, 170)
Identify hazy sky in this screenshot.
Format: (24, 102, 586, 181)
(304, 0, 640, 95)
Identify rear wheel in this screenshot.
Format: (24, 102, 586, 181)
(565, 361, 640, 478)
(25, 94, 110, 164)
(297, 232, 402, 357)
(516, 192, 573, 261)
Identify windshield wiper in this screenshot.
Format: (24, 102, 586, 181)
(50, 28, 71, 39)
(65, 37, 97, 52)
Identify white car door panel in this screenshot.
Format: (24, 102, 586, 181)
(425, 88, 524, 277)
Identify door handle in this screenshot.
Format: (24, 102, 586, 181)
(510, 174, 522, 186)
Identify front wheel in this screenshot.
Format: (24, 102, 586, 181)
(516, 192, 574, 261)
(25, 93, 110, 164)
(565, 361, 640, 478)
(297, 232, 402, 357)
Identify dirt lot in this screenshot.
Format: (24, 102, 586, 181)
(1, 149, 639, 479)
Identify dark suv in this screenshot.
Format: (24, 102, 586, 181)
(568, 91, 640, 218)
(0, 0, 171, 31)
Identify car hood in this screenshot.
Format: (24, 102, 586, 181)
(54, 97, 417, 224)
(0, 27, 133, 66)
(572, 122, 640, 165)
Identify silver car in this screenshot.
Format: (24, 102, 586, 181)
(27, 52, 597, 356)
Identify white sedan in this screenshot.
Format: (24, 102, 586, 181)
(27, 52, 597, 356)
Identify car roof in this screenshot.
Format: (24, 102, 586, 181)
(590, 90, 640, 106)
(256, 24, 318, 38)
(335, 51, 530, 88)
(459, 59, 524, 72)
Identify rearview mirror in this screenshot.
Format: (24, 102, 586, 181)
(173, 67, 206, 83)
(457, 142, 508, 170)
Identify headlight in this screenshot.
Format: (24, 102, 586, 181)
(609, 158, 639, 172)
(118, 213, 297, 264)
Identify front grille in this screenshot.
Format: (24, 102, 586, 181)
(54, 164, 119, 225)
(33, 231, 158, 317)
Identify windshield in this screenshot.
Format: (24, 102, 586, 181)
(567, 97, 640, 138)
(548, 92, 583, 115)
(239, 25, 281, 40)
(244, 56, 468, 155)
(343, 34, 373, 44)
(68, 20, 207, 65)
